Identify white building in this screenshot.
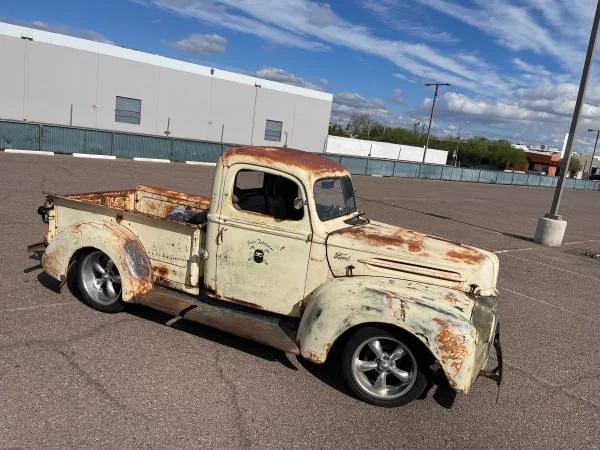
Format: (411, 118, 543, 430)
(0, 22, 333, 153)
(326, 135, 448, 165)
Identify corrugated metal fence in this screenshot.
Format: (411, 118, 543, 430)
(0, 120, 234, 163)
(325, 153, 600, 191)
(1, 120, 599, 192)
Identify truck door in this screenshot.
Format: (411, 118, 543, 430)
(215, 165, 311, 317)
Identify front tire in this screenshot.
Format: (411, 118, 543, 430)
(342, 327, 427, 407)
(77, 250, 125, 313)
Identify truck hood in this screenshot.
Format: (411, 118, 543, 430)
(326, 221, 499, 296)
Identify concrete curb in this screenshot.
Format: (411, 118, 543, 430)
(133, 157, 170, 163)
(73, 153, 117, 159)
(185, 161, 217, 166)
(4, 148, 54, 155)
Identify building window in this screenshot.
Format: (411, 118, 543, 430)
(264, 120, 282, 142)
(115, 96, 142, 125)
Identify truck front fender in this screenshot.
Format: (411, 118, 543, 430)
(42, 221, 153, 301)
(297, 277, 479, 392)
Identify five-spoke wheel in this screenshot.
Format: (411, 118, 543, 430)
(77, 250, 125, 312)
(342, 327, 427, 406)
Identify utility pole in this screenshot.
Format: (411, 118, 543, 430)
(535, 0, 600, 246)
(587, 128, 600, 178)
(412, 121, 421, 134)
(422, 82, 450, 163)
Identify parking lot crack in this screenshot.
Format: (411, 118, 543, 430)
(214, 352, 251, 449)
(505, 361, 600, 411)
(54, 346, 150, 421)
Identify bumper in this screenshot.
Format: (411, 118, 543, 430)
(479, 324, 503, 395)
(470, 295, 503, 393)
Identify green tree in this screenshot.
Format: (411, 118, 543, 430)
(569, 156, 582, 175)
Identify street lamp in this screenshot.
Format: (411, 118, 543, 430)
(422, 82, 450, 163)
(454, 120, 469, 166)
(587, 128, 600, 178)
(534, 0, 600, 246)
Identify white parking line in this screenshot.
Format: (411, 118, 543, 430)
(185, 161, 217, 166)
(563, 239, 600, 245)
(500, 287, 599, 323)
(3, 301, 76, 313)
(133, 157, 170, 163)
(494, 247, 534, 254)
(500, 253, 600, 283)
(73, 153, 117, 159)
(4, 149, 55, 155)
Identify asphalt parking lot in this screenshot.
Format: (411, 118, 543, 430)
(1, 152, 599, 449)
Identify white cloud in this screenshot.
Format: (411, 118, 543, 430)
(31, 20, 49, 29)
(151, 0, 510, 95)
(9, 19, 115, 44)
(391, 88, 404, 104)
(394, 73, 416, 83)
(255, 66, 321, 90)
(171, 33, 227, 54)
(416, 0, 594, 70)
(331, 91, 406, 126)
(359, 0, 460, 43)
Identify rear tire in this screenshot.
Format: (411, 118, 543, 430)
(77, 250, 125, 313)
(342, 327, 427, 407)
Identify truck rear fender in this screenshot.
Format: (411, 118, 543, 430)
(42, 222, 153, 301)
(297, 277, 478, 392)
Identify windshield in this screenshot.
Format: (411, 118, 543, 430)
(313, 176, 357, 221)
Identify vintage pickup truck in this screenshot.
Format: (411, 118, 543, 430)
(34, 146, 501, 407)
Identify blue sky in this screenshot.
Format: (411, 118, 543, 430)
(2, 0, 600, 151)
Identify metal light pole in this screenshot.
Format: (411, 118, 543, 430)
(454, 120, 463, 166)
(422, 82, 450, 163)
(587, 128, 600, 178)
(535, 0, 600, 246)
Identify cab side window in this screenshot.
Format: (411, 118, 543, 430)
(232, 170, 304, 221)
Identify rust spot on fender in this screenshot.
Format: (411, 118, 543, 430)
(382, 292, 407, 321)
(305, 351, 321, 363)
(445, 249, 485, 265)
(446, 292, 461, 304)
(435, 322, 468, 379)
(223, 146, 347, 174)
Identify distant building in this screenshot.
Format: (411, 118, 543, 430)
(0, 22, 333, 153)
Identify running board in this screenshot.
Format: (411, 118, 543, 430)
(136, 286, 300, 354)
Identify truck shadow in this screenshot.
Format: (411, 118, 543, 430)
(37, 263, 456, 408)
(126, 303, 299, 371)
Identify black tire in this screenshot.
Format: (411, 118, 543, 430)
(77, 250, 125, 313)
(342, 326, 427, 407)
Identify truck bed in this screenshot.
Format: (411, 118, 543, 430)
(66, 185, 211, 221)
(46, 185, 210, 295)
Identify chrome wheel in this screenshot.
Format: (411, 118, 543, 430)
(351, 336, 417, 400)
(80, 251, 122, 305)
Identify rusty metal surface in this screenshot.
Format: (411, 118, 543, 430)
(223, 146, 346, 175)
(327, 221, 499, 296)
(297, 276, 483, 392)
(64, 185, 210, 220)
(42, 221, 153, 301)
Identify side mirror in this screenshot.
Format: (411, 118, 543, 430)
(293, 197, 306, 210)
